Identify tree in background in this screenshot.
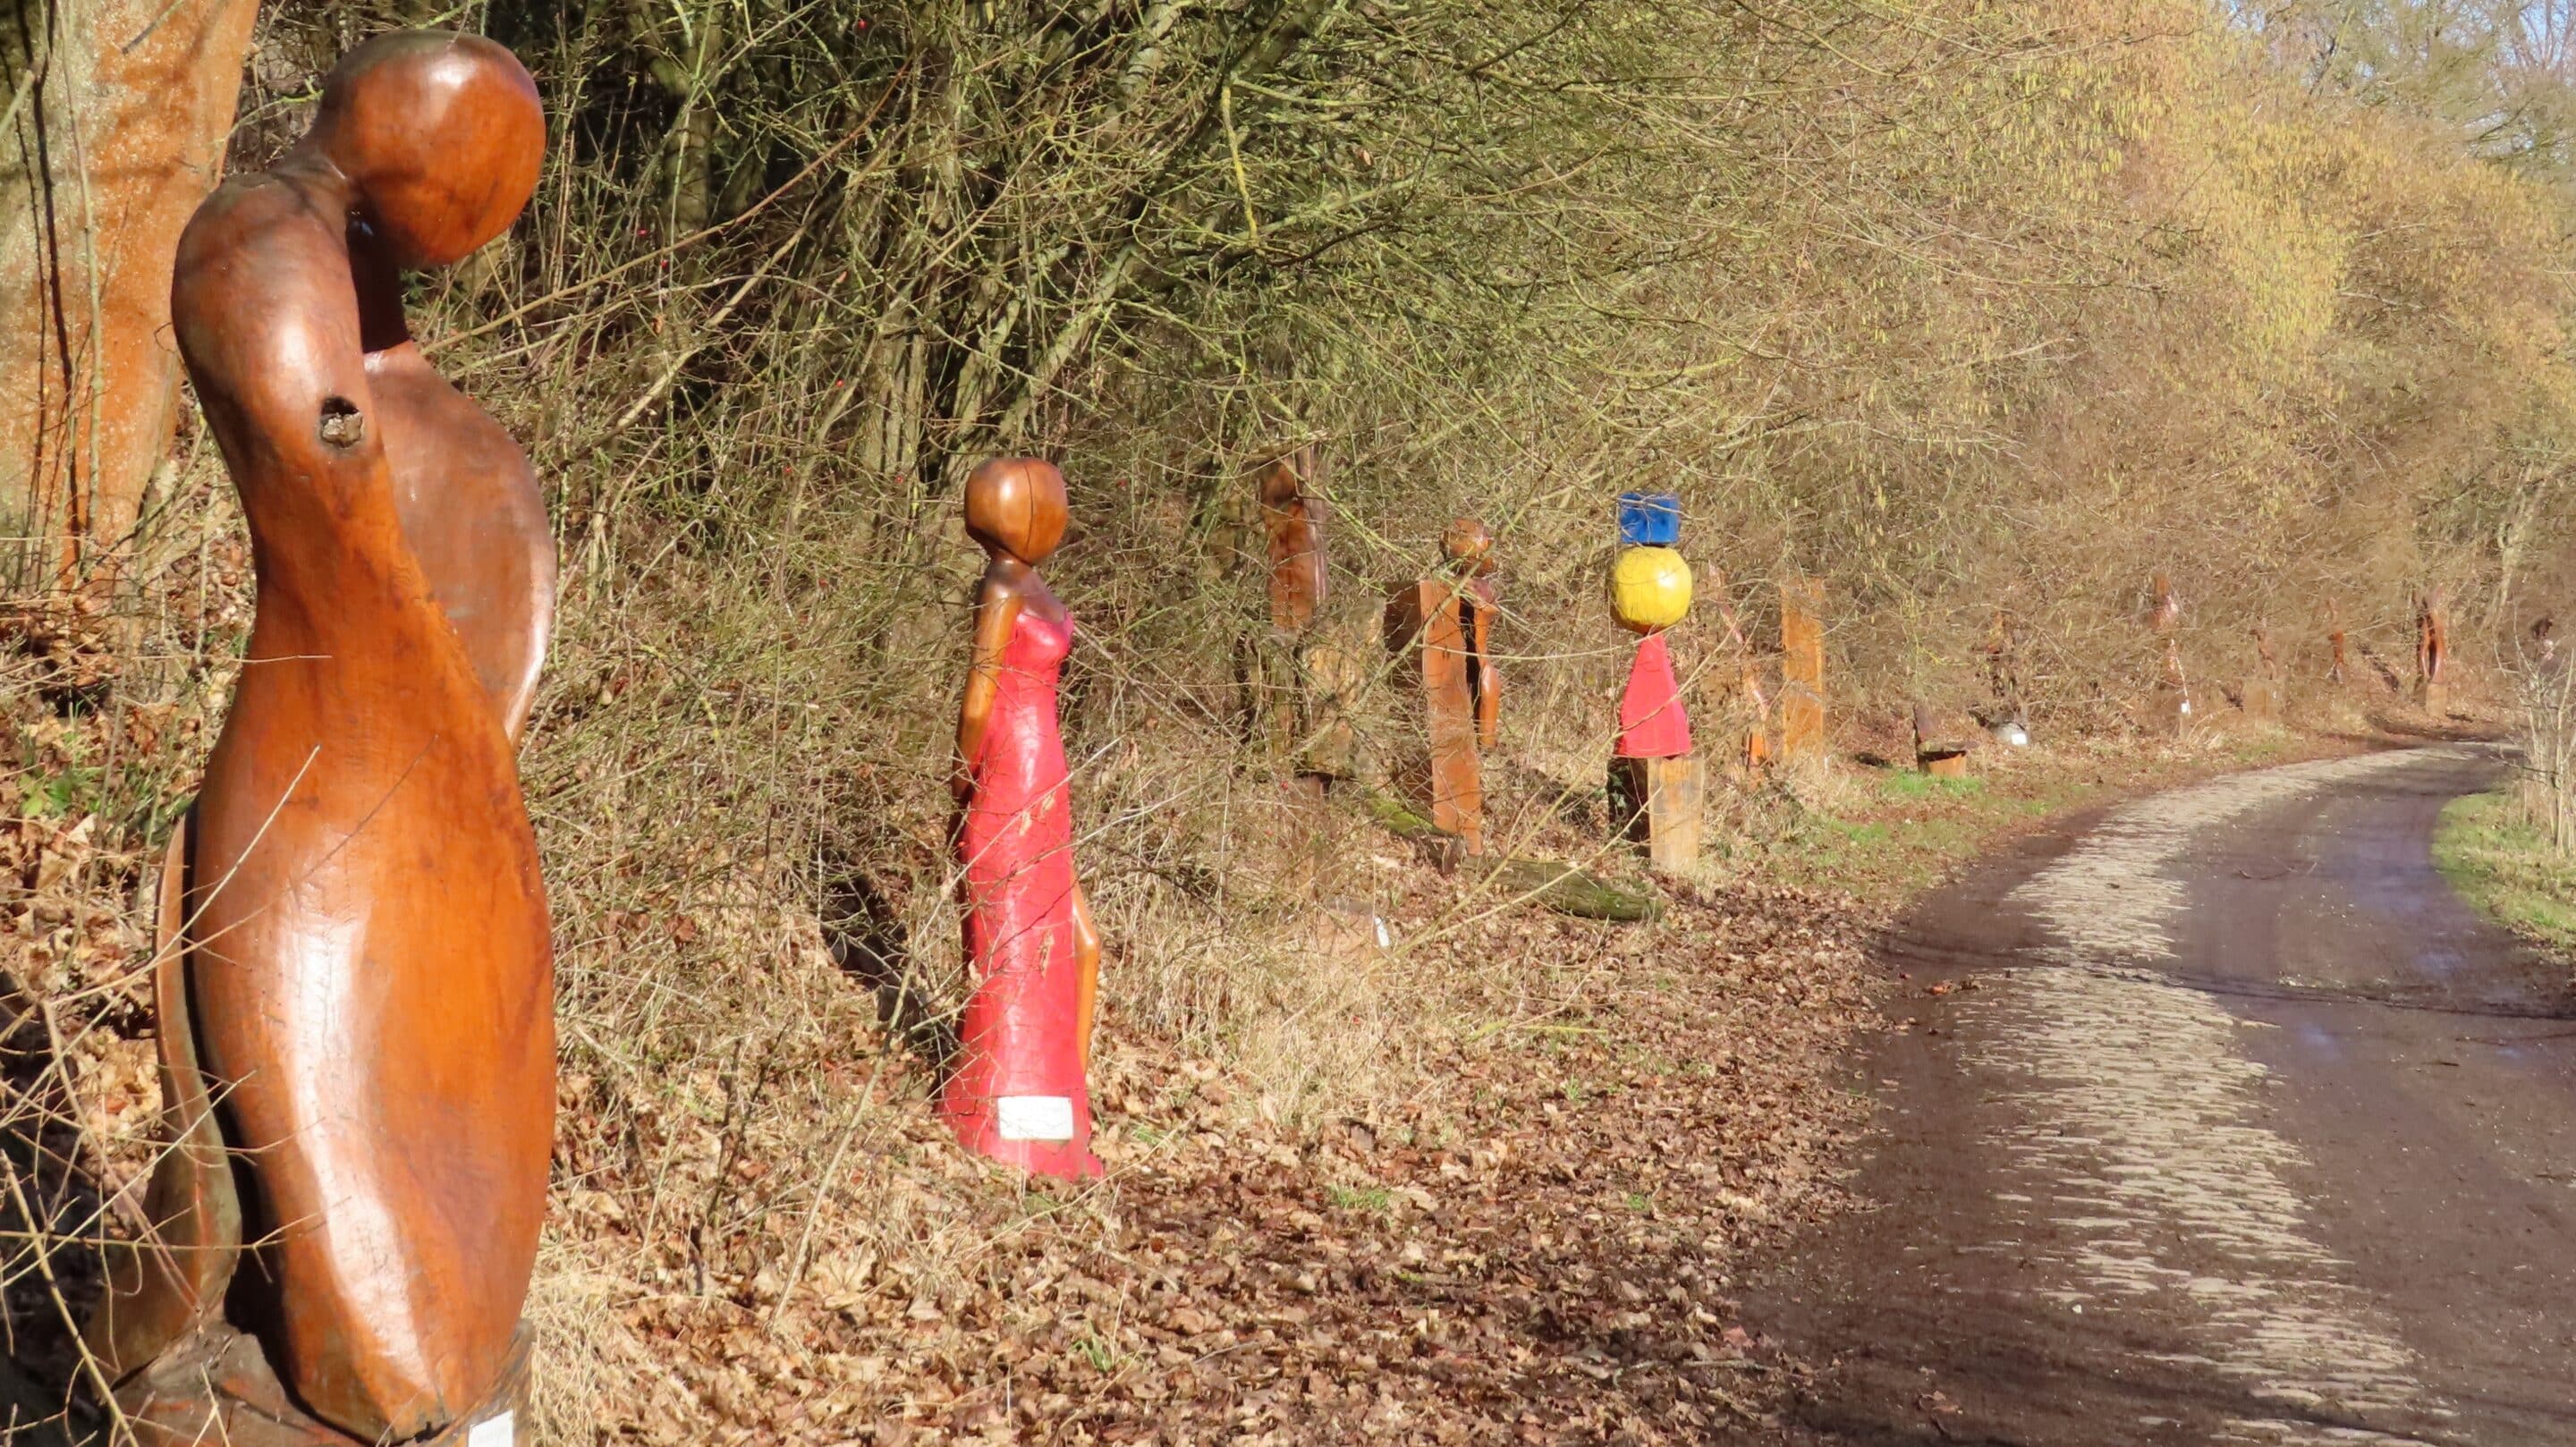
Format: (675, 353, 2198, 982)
(0, 0, 262, 589)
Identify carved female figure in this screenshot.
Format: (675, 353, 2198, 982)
(87, 32, 555, 1445)
(945, 457, 1105, 1180)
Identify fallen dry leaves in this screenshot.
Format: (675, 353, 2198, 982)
(525, 870, 1879, 1446)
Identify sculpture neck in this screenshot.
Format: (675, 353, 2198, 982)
(275, 145, 412, 351)
(349, 230, 412, 352)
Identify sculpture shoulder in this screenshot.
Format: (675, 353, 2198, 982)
(171, 173, 360, 397)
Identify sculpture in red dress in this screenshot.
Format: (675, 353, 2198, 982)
(944, 458, 1104, 1180)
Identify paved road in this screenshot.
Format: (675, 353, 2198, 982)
(1744, 746, 2576, 1446)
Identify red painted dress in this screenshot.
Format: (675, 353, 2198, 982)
(942, 607, 1102, 1179)
(1616, 630, 1693, 758)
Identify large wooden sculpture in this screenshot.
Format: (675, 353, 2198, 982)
(1608, 494, 1699, 872)
(1385, 519, 1500, 855)
(946, 457, 1104, 1180)
(88, 33, 556, 1445)
(2417, 585, 2451, 715)
(1777, 576, 1826, 760)
(1259, 449, 1327, 636)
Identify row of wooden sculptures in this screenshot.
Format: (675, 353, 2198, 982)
(1258, 471, 1827, 872)
(2135, 569, 2470, 738)
(80, 31, 1814, 1444)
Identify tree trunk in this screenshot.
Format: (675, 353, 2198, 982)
(0, 0, 259, 588)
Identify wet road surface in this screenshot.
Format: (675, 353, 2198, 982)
(1743, 746, 2576, 1446)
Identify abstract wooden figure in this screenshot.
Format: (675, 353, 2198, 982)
(1385, 518, 1500, 855)
(89, 33, 556, 1445)
(946, 457, 1104, 1180)
(2417, 586, 2451, 715)
(1778, 576, 1827, 760)
(2153, 636, 2193, 737)
(1608, 494, 1700, 872)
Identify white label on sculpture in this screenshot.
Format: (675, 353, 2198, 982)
(996, 1096, 1076, 1141)
(469, 1412, 514, 1447)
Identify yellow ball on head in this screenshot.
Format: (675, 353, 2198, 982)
(1612, 546, 1691, 632)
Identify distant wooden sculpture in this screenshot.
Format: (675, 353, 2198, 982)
(1912, 702, 1972, 777)
(1258, 448, 1327, 635)
(1385, 518, 1500, 855)
(88, 34, 556, 1445)
(2326, 601, 2350, 684)
(2, 0, 260, 580)
(2242, 624, 2283, 723)
(2416, 586, 2451, 714)
(1778, 576, 1827, 760)
(1708, 572, 1772, 775)
(1252, 447, 1357, 790)
(2144, 571, 2189, 736)
(946, 457, 1104, 1180)
(2534, 616, 2558, 667)
(1608, 494, 1699, 873)
(1984, 607, 2029, 726)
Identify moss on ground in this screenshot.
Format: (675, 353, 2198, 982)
(2433, 791, 2576, 956)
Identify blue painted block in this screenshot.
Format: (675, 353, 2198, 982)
(1616, 492, 1681, 547)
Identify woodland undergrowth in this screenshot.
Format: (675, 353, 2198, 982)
(5, 0, 2576, 1440)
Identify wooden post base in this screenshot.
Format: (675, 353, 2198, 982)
(2148, 684, 2190, 739)
(114, 1322, 532, 1446)
(1919, 750, 1969, 778)
(2416, 680, 2450, 716)
(1611, 754, 1703, 875)
(2241, 678, 2281, 724)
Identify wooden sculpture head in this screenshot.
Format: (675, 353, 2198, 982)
(1440, 517, 1496, 577)
(966, 457, 1069, 567)
(1256, 450, 1308, 512)
(2148, 571, 2182, 633)
(301, 32, 543, 270)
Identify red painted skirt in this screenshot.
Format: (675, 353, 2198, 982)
(942, 609, 1101, 1179)
(1616, 631, 1693, 759)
